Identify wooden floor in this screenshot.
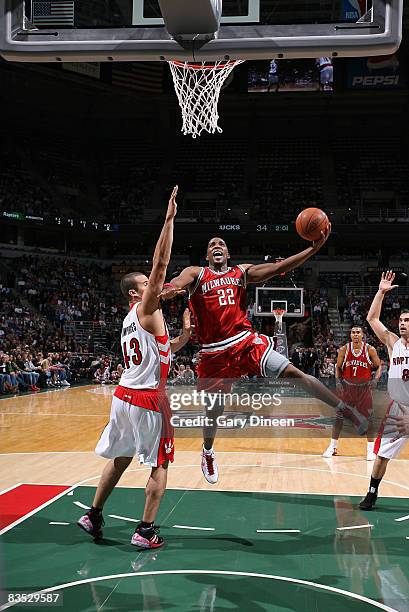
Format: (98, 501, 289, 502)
(1, 384, 409, 499)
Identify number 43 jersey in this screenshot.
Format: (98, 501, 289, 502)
(119, 302, 171, 390)
(189, 265, 252, 348)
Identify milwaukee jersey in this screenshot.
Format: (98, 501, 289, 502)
(119, 302, 171, 390)
(341, 341, 373, 384)
(388, 338, 409, 406)
(189, 265, 252, 348)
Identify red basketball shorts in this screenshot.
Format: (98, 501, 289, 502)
(197, 332, 289, 393)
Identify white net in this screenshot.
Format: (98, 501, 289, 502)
(272, 309, 285, 335)
(168, 60, 244, 138)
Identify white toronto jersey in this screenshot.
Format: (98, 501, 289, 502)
(119, 302, 171, 390)
(317, 57, 332, 68)
(387, 338, 409, 406)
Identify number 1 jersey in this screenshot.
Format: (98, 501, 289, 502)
(189, 265, 252, 347)
(119, 302, 171, 390)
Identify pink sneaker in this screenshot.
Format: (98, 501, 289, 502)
(131, 526, 164, 549)
(77, 511, 104, 539)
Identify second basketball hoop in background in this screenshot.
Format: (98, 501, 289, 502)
(272, 308, 285, 336)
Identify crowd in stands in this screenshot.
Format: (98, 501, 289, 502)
(1, 249, 407, 396)
(2, 130, 409, 227)
(0, 147, 63, 219)
(14, 256, 123, 326)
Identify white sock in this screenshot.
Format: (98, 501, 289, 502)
(367, 441, 375, 451)
(329, 438, 338, 449)
(203, 445, 213, 454)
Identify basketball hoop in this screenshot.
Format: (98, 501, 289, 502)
(272, 309, 286, 335)
(168, 60, 244, 138)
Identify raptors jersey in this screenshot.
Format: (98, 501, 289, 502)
(341, 341, 372, 384)
(118, 302, 171, 390)
(189, 265, 252, 347)
(388, 339, 409, 406)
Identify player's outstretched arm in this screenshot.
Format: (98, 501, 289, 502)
(141, 186, 178, 318)
(245, 225, 331, 284)
(366, 271, 399, 352)
(158, 266, 200, 300)
(170, 308, 193, 354)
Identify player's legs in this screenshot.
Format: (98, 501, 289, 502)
(279, 364, 368, 434)
(371, 455, 390, 479)
(142, 462, 169, 523)
(92, 456, 133, 509)
(77, 456, 132, 538)
(360, 401, 409, 510)
(324, 387, 375, 458)
(197, 349, 238, 483)
(79, 395, 170, 543)
(130, 461, 169, 549)
(202, 392, 226, 484)
(203, 392, 228, 451)
(359, 455, 389, 510)
(323, 418, 344, 458)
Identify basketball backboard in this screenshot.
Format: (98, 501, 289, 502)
(255, 287, 305, 318)
(0, 0, 403, 63)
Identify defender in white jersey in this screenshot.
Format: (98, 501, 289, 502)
(359, 271, 409, 511)
(316, 57, 333, 91)
(78, 186, 191, 548)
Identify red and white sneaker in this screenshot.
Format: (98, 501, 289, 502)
(131, 525, 164, 549)
(77, 510, 104, 539)
(201, 447, 218, 484)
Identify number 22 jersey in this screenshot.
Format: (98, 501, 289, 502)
(189, 265, 252, 348)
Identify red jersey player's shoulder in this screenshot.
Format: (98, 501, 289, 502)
(338, 343, 348, 354)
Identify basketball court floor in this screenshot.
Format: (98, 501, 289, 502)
(1, 385, 409, 611)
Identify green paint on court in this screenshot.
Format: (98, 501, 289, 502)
(2, 487, 409, 611)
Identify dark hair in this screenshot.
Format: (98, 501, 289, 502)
(399, 310, 409, 318)
(120, 272, 145, 298)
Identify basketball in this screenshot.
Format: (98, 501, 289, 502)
(295, 207, 329, 242)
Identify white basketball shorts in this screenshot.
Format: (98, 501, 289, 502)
(96, 395, 174, 467)
(374, 400, 409, 460)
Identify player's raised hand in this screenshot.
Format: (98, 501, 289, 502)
(166, 185, 178, 219)
(312, 222, 331, 251)
(379, 270, 399, 294)
(182, 308, 193, 337)
(157, 282, 186, 300)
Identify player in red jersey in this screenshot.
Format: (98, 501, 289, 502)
(323, 326, 382, 460)
(161, 232, 368, 483)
